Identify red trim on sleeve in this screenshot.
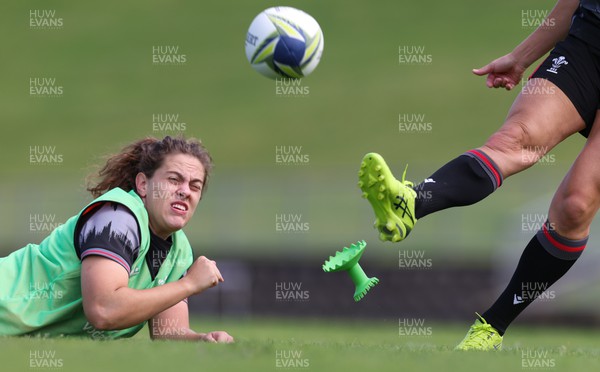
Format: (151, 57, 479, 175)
(81, 248, 131, 273)
(82, 202, 106, 216)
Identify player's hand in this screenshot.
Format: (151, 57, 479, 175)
(199, 331, 234, 343)
(182, 256, 224, 295)
(472, 53, 527, 91)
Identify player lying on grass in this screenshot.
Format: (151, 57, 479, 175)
(0, 136, 233, 342)
(359, 0, 597, 350)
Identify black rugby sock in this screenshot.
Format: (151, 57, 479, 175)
(414, 149, 503, 219)
(482, 221, 587, 335)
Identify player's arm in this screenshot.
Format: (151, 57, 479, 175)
(473, 0, 580, 89)
(81, 255, 223, 330)
(148, 299, 234, 342)
(511, 0, 579, 68)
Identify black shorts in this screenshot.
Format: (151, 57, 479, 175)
(530, 35, 600, 137)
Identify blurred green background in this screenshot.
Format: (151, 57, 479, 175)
(1, 0, 585, 259)
(2, 1, 598, 301)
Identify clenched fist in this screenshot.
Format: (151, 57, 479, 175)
(182, 256, 224, 295)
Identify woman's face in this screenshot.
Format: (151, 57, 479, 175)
(136, 153, 206, 239)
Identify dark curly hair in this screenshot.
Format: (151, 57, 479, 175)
(87, 136, 213, 197)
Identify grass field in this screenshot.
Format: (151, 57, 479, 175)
(2, 2, 600, 371)
(1, 317, 599, 372)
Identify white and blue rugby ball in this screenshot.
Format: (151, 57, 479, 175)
(245, 7, 324, 79)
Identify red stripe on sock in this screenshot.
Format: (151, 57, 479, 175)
(467, 150, 502, 187)
(542, 224, 586, 252)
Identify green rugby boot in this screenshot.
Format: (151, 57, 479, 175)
(358, 153, 417, 242)
(455, 313, 503, 351)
